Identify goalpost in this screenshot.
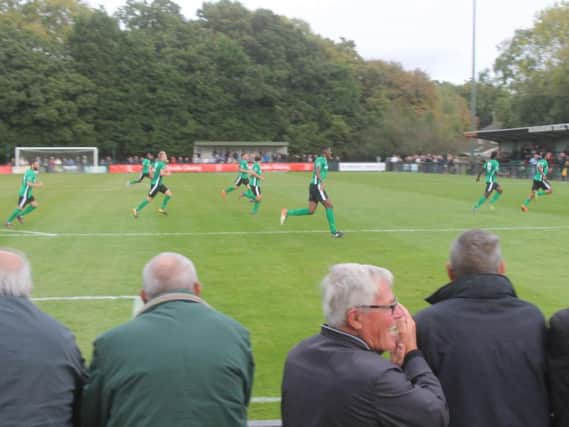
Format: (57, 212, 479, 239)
(15, 147, 99, 172)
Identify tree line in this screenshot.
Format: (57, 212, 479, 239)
(0, 0, 565, 162)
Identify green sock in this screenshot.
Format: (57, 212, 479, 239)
(161, 195, 171, 209)
(225, 187, 235, 193)
(523, 198, 531, 207)
(537, 190, 546, 196)
(489, 192, 502, 205)
(20, 205, 36, 217)
(243, 190, 256, 200)
(287, 208, 312, 216)
(252, 201, 260, 214)
(128, 179, 138, 185)
(474, 196, 487, 208)
(136, 199, 150, 211)
(325, 207, 337, 234)
(7, 208, 22, 223)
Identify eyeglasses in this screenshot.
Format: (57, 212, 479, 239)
(355, 298, 399, 315)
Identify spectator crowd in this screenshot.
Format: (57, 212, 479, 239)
(1, 229, 569, 426)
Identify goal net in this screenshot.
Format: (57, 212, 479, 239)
(15, 147, 99, 173)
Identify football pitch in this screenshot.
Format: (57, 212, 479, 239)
(1, 171, 569, 420)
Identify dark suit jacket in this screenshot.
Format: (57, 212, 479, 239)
(0, 296, 87, 427)
(549, 308, 569, 427)
(281, 324, 448, 427)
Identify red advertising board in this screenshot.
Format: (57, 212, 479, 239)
(109, 163, 312, 174)
(0, 166, 12, 175)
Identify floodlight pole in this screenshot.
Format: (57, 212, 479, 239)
(469, 0, 477, 171)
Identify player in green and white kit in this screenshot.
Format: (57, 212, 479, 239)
(127, 152, 154, 185)
(280, 147, 343, 238)
(243, 155, 263, 215)
(5, 160, 43, 228)
(473, 151, 503, 211)
(132, 151, 173, 217)
(221, 153, 250, 199)
(521, 152, 553, 212)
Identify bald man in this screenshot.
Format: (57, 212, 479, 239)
(82, 252, 254, 427)
(0, 248, 87, 426)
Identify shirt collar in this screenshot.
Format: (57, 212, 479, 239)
(321, 324, 371, 351)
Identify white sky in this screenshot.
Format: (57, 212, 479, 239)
(84, 0, 559, 84)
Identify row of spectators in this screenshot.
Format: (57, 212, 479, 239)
(1, 229, 569, 426)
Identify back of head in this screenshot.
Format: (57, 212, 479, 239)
(321, 263, 393, 327)
(142, 252, 199, 299)
(449, 229, 502, 278)
(0, 248, 33, 297)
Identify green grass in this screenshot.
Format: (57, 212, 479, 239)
(1, 171, 568, 420)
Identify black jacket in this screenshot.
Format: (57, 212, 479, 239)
(415, 273, 550, 427)
(548, 308, 569, 427)
(281, 325, 449, 427)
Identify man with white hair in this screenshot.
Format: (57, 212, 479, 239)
(281, 263, 449, 427)
(0, 248, 87, 426)
(82, 252, 254, 427)
(415, 229, 550, 427)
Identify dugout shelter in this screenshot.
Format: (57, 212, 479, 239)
(193, 141, 288, 163)
(465, 122, 569, 160)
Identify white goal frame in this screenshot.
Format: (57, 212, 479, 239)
(15, 146, 99, 168)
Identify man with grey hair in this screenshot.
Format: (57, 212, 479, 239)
(82, 252, 254, 427)
(281, 263, 448, 427)
(0, 248, 86, 426)
(415, 229, 550, 427)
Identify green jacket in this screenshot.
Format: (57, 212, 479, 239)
(81, 291, 254, 427)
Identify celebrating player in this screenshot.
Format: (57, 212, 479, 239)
(243, 155, 263, 215)
(521, 152, 553, 212)
(127, 152, 154, 186)
(132, 150, 172, 218)
(473, 151, 503, 211)
(5, 160, 43, 228)
(221, 153, 250, 199)
(280, 147, 343, 238)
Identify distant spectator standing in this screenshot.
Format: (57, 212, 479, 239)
(82, 252, 254, 427)
(415, 229, 550, 427)
(281, 263, 449, 427)
(0, 248, 87, 426)
(548, 308, 569, 427)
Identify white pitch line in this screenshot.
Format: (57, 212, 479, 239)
(3, 225, 569, 238)
(251, 397, 281, 403)
(0, 229, 58, 237)
(32, 295, 136, 302)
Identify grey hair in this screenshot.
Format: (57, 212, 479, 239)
(0, 248, 33, 297)
(449, 229, 502, 278)
(142, 252, 199, 298)
(321, 263, 394, 327)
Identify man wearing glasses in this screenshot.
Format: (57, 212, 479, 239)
(415, 229, 550, 427)
(281, 263, 449, 427)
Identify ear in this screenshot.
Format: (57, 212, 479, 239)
(345, 308, 363, 331)
(193, 282, 202, 297)
(140, 289, 149, 303)
(446, 263, 456, 281)
(498, 260, 506, 275)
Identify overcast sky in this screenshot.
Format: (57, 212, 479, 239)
(84, 0, 559, 84)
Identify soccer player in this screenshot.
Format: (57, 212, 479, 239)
(221, 153, 250, 199)
(243, 155, 263, 215)
(127, 152, 154, 185)
(132, 151, 172, 218)
(521, 152, 553, 212)
(5, 160, 43, 228)
(473, 151, 503, 211)
(280, 147, 343, 238)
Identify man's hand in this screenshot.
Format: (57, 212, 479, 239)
(395, 304, 418, 354)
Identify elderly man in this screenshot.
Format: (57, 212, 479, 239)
(82, 252, 254, 427)
(415, 229, 550, 427)
(0, 248, 86, 426)
(548, 308, 569, 427)
(281, 263, 448, 427)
